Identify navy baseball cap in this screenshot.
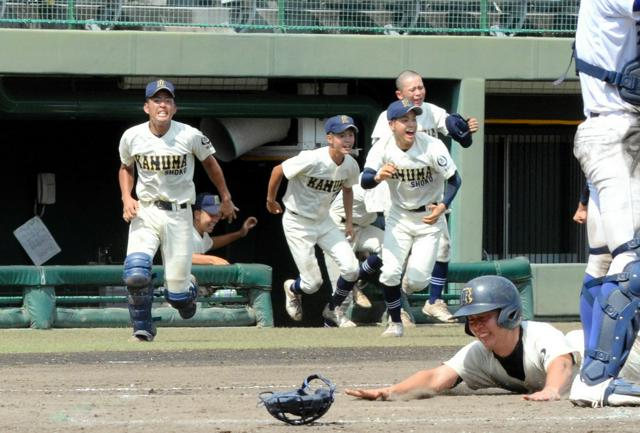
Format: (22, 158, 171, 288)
(193, 193, 221, 215)
(145, 79, 175, 99)
(324, 115, 359, 134)
(386, 98, 423, 120)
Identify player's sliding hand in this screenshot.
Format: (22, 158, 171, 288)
(122, 197, 139, 223)
(423, 203, 446, 225)
(374, 163, 396, 183)
(522, 388, 561, 401)
(344, 388, 390, 401)
(220, 199, 238, 223)
(266, 200, 283, 215)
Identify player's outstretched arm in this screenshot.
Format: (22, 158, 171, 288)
(266, 164, 284, 214)
(211, 217, 258, 249)
(201, 156, 238, 222)
(118, 163, 139, 223)
(523, 353, 574, 401)
(345, 365, 459, 401)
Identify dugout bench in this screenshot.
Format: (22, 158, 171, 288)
(0, 263, 273, 329)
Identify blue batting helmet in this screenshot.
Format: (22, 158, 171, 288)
(452, 275, 522, 336)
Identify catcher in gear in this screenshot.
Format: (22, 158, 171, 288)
(259, 374, 336, 425)
(345, 276, 577, 401)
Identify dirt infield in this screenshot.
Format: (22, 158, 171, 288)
(1, 342, 640, 433)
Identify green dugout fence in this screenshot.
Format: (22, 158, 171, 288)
(0, 258, 532, 329)
(0, 263, 273, 329)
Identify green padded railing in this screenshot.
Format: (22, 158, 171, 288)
(0, 263, 273, 329)
(0, 0, 578, 37)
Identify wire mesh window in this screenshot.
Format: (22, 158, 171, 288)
(0, 0, 580, 34)
(483, 127, 588, 264)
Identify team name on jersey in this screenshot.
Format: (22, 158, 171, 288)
(134, 154, 188, 175)
(391, 167, 434, 188)
(306, 177, 345, 193)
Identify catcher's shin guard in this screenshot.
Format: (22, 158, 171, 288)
(128, 284, 156, 340)
(164, 279, 198, 319)
(123, 252, 153, 288)
(259, 374, 336, 425)
(582, 260, 640, 385)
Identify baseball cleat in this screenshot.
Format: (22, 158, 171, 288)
(569, 376, 617, 407)
(177, 302, 197, 319)
(128, 330, 155, 343)
(336, 304, 357, 328)
(352, 281, 372, 308)
(381, 321, 404, 337)
(422, 299, 455, 323)
(400, 308, 416, 328)
(284, 279, 303, 321)
(322, 303, 339, 327)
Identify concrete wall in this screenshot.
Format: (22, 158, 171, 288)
(0, 29, 573, 80)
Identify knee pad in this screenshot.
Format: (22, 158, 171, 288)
(123, 252, 153, 289)
(582, 260, 640, 385)
(128, 285, 156, 337)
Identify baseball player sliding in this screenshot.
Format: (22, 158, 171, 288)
(371, 69, 478, 323)
(361, 99, 462, 337)
(345, 276, 577, 401)
(118, 79, 237, 342)
(266, 115, 362, 326)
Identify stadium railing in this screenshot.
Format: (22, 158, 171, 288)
(0, 0, 578, 36)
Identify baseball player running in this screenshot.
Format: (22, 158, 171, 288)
(371, 70, 478, 323)
(266, 115, 361, 325)
(119, 79, 237, 342)
(361, 99, 462, 337)
(323, 181, 383, 326)
(569, 0, 640, 406)
(345, 276, 577, 401)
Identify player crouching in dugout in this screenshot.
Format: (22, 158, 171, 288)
(346, 276, 579, 402)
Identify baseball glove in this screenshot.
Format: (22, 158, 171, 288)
(445, 113, 472, 148)
(258, 374, 336, 425)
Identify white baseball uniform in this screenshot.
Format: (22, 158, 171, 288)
(372, 102, 452, 262)
(192, 226, 214, 255)
(444, 321, 578, 393)
(574, 0, 640, 271)
(324, 183, 384, 291)
(364, 132, 456, 288)
(281, 146, 361, 294)
(119, 120, 215, 293)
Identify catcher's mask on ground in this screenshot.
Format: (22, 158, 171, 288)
(258, 374, 336, 425)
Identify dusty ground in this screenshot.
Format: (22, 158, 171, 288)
(1, 346, 640, 433)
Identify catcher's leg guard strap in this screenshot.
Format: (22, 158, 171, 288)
(605, 378, 640, 406)
(123, 252, 153, 288)
(164, 280, 198, 318)
(128, 285, 155, 338)
(582, 262, 640, 385)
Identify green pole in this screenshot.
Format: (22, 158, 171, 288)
(67, 0, 75, 29)
(278, 0, 285, 30)
(480, 0, 488, 35)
